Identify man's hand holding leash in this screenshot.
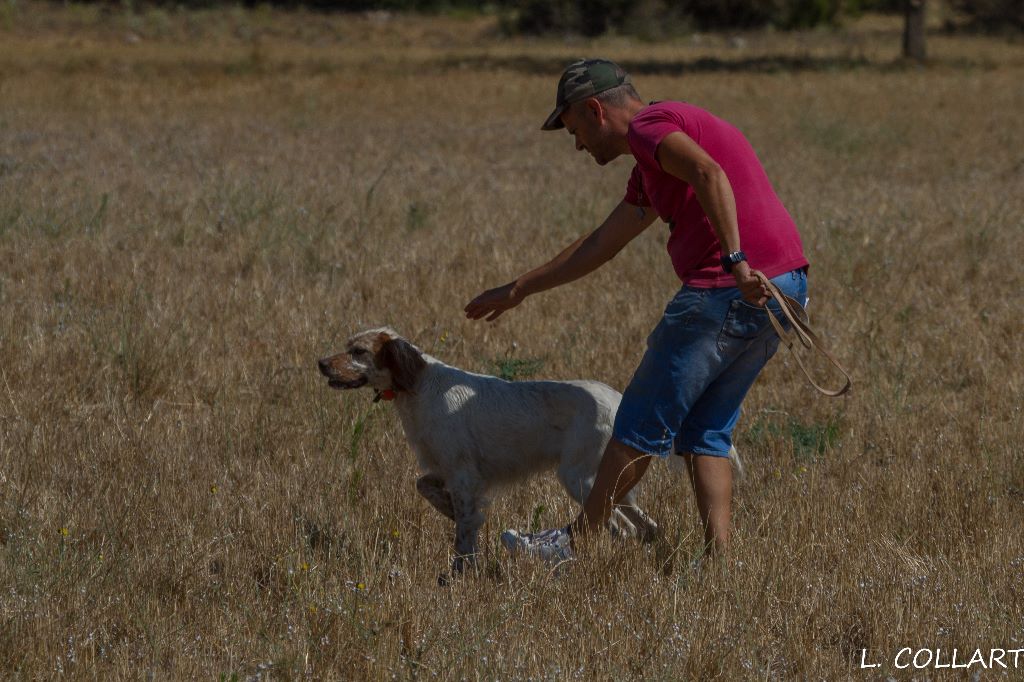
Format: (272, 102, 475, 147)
(731, 260, 769, 306)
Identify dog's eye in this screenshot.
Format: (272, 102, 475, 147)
(349, 348, 368, 357)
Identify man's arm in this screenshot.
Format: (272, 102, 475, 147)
(655, 131, 768, 305)
(464, 200, 657, 321)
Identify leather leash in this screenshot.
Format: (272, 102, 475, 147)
(753, 270, 852, 397)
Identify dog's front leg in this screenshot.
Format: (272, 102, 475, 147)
(416, 474, 455, 521)
(450, 491, 484, 574)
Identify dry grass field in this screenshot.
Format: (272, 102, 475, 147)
(1, 3, 1023, 679)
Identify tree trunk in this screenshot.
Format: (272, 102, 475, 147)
(903, 0, 927, 61)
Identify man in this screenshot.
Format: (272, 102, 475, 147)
(464, 58, 809, 563)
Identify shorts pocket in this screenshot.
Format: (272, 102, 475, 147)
(719, 298, 771, 341)
(662, 287, 705, 325)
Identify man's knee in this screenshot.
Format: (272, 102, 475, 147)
(605, 437, 652, 470)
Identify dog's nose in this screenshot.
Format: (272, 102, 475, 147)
(318, 358, 332, 376)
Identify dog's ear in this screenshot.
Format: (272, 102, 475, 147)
(376, 336, 426, 392)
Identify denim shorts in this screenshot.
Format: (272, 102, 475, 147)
(612, 268, 808, 458)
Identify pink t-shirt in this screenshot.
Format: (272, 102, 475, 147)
(624, 101, 808, 287)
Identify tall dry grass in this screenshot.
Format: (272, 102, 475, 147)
(1, 4, 1022, 679)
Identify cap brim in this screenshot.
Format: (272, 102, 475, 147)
(541, 104, 567, 131)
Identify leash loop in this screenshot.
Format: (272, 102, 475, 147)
(753, 270, 852, 397)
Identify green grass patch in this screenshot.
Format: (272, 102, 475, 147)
(747, 413, 843, 461)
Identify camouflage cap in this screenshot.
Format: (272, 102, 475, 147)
(542, 58, 632, 131)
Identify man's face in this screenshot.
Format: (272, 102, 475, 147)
(561, 99, 615, 166)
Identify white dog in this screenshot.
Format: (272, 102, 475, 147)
(317, 327, 657, 573)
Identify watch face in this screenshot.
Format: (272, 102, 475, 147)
(721, 252, 745, 272)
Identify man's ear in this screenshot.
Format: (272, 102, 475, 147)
(376, 337, 426, 392)
(584, 97, 605, 124)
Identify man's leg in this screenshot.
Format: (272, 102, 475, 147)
(570, 437, 651, 537)
(673, 270, 807, 557)
(502, 438, 653, 563)
(503, 285, 724, 563)
(680, 452, 732, 555)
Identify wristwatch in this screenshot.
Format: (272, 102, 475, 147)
(721, 251, 747, 273)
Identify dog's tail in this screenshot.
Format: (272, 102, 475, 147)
(730, 446, 745, 480)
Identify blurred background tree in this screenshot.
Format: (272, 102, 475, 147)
(953, 0, 1024, 30)
(509, 0, 850, 32)
(904, 0, 927, 59)
(70, 0, 1024, 33)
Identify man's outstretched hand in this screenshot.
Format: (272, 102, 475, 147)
(464, 282, 525, 321)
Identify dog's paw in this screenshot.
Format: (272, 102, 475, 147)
(451, 554, 478, 575)
(437, 557, 477, 586)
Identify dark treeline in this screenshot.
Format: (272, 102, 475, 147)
(71, 0, 1024, 32)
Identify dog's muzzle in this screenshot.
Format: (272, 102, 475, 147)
(318, 359, 368, 390)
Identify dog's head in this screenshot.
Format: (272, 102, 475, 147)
(317, 327, 426, 395)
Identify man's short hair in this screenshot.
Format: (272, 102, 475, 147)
(595, 82, 642, 108)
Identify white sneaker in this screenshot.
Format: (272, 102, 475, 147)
(500, 526, 575, 565)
